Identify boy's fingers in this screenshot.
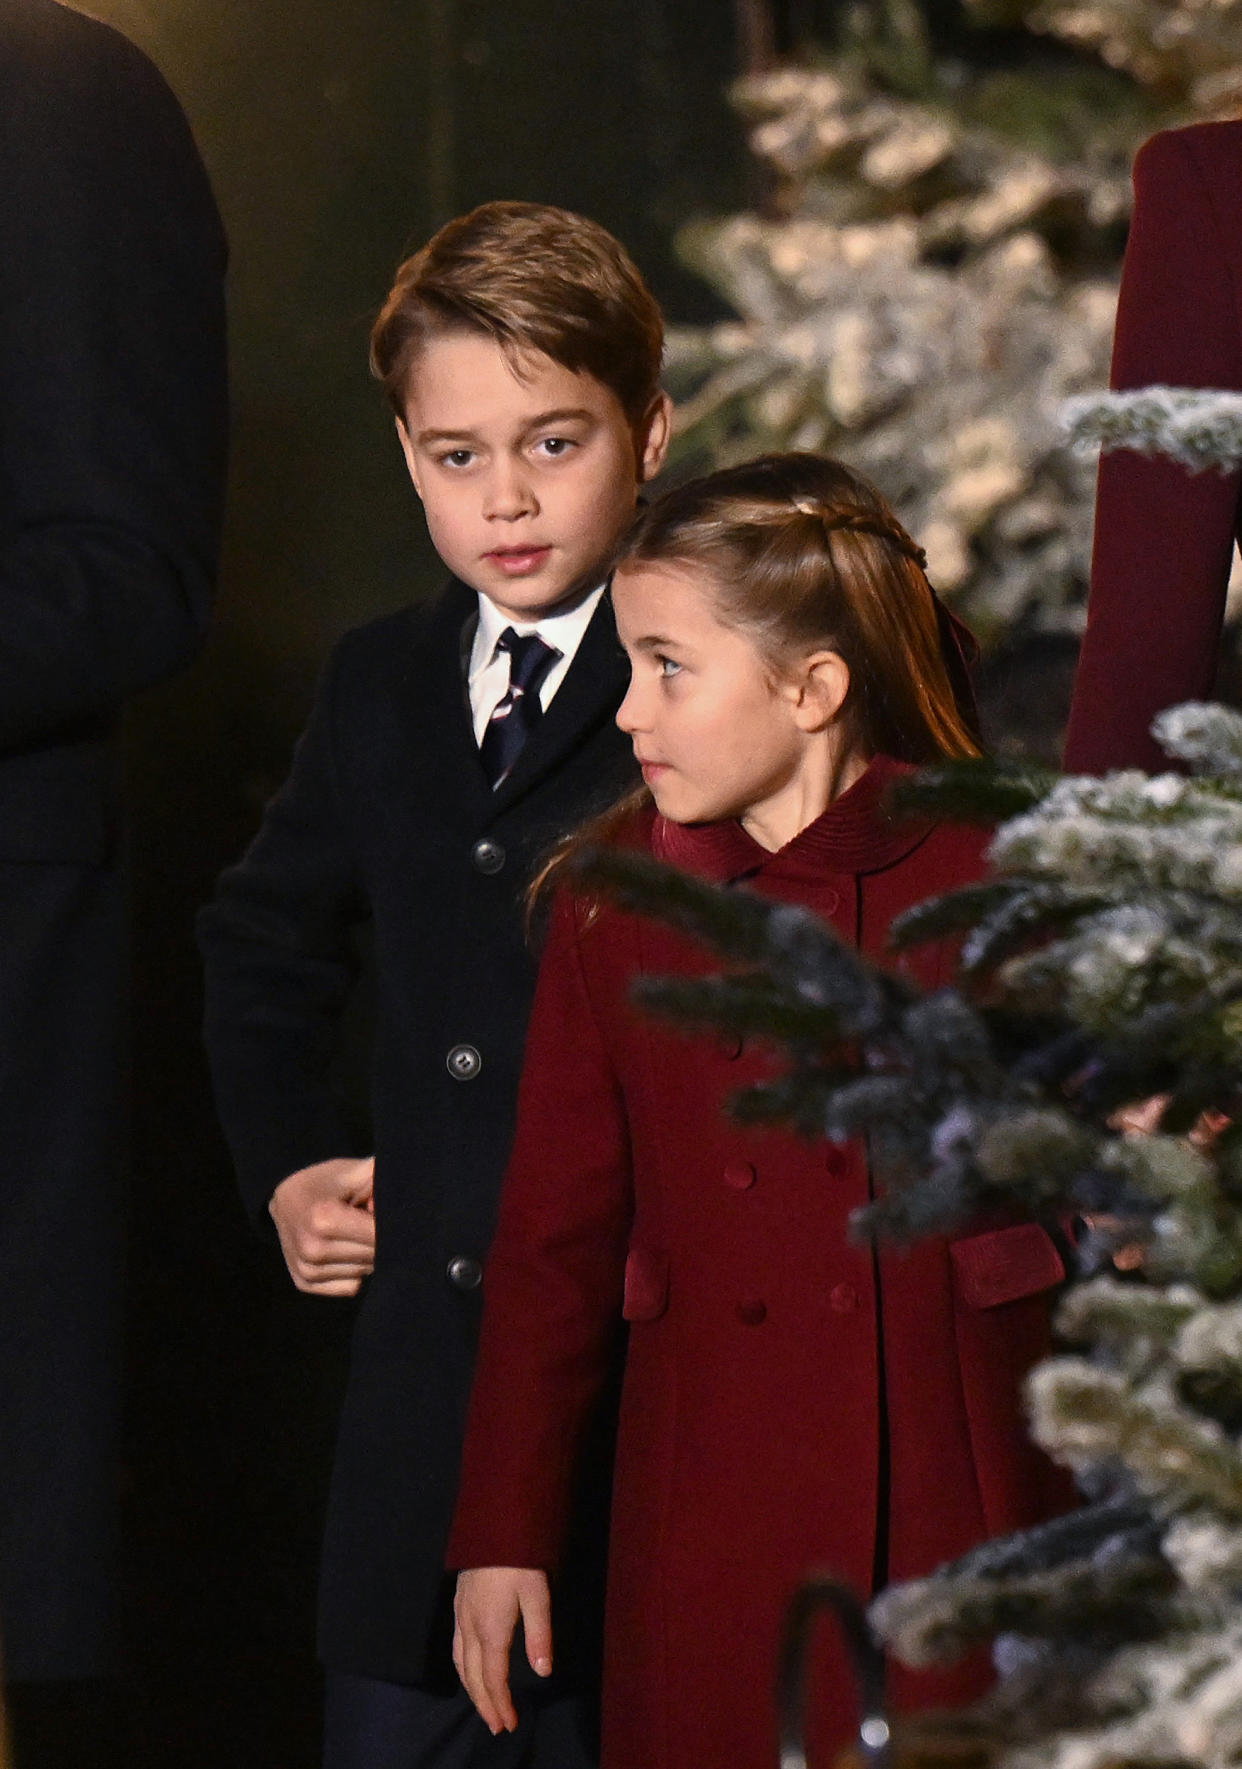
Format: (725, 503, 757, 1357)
(292, 1274, 363, 1298)
(289, 1248, 373, 1280)
(288, 1220, 375, 1270)
(519, 1582, 554, 1677)
(342, 1157, 376, 1205)
(303, 1203, 377, 1251)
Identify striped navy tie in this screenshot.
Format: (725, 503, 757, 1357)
(479, 627, 560, 788)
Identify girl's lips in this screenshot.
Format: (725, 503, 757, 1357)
(638, 760, 668, 781)
(486, 546, 551, 575)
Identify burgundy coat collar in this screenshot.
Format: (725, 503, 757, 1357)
(649, 755, 931, 884)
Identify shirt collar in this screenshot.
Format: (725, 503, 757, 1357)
(470, 583, 607, 684)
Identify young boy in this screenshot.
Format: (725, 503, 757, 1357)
(198, 202, 671, 1769)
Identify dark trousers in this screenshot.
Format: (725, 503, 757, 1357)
(322, 1674, 597, 1769)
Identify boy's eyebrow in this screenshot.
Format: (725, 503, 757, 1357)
(414, 407, 598, 447)
(519, 406, 598, 434)
(414, 424, 482, 446)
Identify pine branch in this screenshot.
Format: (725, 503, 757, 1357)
(1064, 386, 1242, 475)
(569, 846, 793, 966)
(890, 757, 1059, 825)
(631, 972, 852, 1046)
(1027, 1361, 1242, 1516)
(873, 1551, 1177, 1670)
(1054, 1278, 1203, 1358)
(1155, 702, 1242, 779)
(957, 884, 1119, 977)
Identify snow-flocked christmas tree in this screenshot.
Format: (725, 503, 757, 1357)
(668, 0, 1242, 650)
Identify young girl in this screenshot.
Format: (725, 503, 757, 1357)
(446, 454, 1070, 1768)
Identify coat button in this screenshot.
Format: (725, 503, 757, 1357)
(724, 1161, 756, 1191)
(830, 1283, 859, 1313)
(471, 838, 506, 875)
(825, 1147, 848, 1178)
(737, 1299, 767, 1326)
(718, 1034, 743, 1060)
(446, 1043, 482, 1080)
(446, 1255, 483, 1291)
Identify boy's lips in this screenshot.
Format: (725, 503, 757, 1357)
(485, 544, 552, 576)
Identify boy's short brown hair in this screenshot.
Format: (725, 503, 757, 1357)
(371, 200, 665, 429)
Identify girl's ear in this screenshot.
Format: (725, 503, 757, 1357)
(791, 651, 850, 732)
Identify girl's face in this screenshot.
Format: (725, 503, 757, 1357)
(612, 560, 855, 848)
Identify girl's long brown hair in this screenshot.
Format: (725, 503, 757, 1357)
(532, 452, 980, 910)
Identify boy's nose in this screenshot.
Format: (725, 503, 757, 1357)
(484, 461, 536, 521)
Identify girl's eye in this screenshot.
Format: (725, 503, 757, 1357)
(657, 655, 683, 679)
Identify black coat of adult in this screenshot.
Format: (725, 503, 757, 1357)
(0, 0, 227, 1681)
(198, 581, 637, 1685)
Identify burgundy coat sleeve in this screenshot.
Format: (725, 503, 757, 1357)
(1064, 124, 1242, 775)
(446, 894, 633, 1571)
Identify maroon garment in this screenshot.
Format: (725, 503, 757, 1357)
(448, 758, 1069, 1769)
(1064, 122, 1242, 775)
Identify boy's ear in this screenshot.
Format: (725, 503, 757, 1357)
(396, 417, 425, 501)
(636, 392, 674, 485)
(790, 651, 850, 732)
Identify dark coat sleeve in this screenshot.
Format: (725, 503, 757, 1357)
(1063, 124, 1242, 775)
(446, 894, 632, 1572)
(0, 11, 228, 750)
(198, 649, 369, 1226)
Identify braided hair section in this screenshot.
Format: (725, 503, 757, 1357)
(789, 500, 930, 572)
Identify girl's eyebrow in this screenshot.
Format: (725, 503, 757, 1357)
(629, 634, 676, 652)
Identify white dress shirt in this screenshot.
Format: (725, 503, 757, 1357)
(467, 584, 607, 746)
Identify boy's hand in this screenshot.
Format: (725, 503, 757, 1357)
(269, 1156, 376, 1295)
(453, 1567, 553, 1735)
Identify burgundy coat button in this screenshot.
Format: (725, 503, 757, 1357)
(723, 1161, 756, 1191)
(718, 1034, 743, 1060)
(830, 1283, 859, 1313)
(825, 1147, 848, 1178)
(736, 1299, 767, 1326)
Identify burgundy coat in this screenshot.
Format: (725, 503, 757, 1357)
(447, 759, 1069, 1769)
(1064, 122, 1242, 774)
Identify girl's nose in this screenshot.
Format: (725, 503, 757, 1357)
(615, 676, 645, 735)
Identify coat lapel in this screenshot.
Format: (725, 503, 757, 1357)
(399, 578, 493, 824)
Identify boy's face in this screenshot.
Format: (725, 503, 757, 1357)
(397, 332, 671, 621)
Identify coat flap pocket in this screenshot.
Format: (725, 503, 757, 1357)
(951, 1223, 1065, 1311)
(623, 1246, 669, 1322)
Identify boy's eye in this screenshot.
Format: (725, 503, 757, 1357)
(536, 436, 575, 458)
(440, 448, 475, 468)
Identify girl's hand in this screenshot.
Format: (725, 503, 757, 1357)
(453, 1566, 553, 1734)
